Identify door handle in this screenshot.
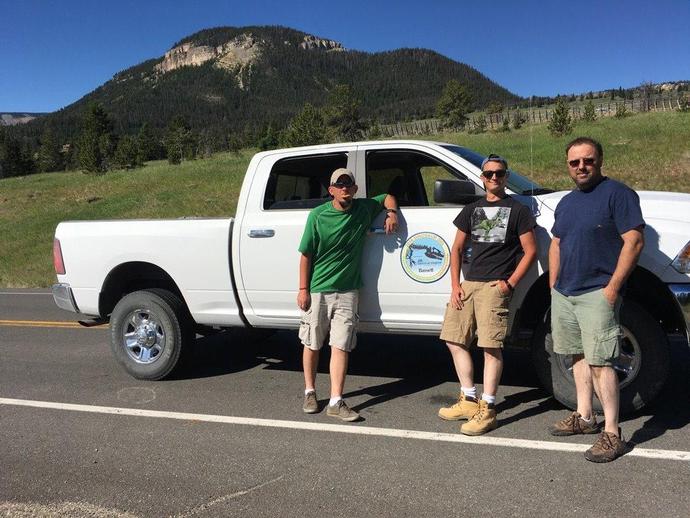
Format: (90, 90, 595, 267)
(248, 229, 275, 238)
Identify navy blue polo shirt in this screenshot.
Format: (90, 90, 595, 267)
(552, 177, 645, 296)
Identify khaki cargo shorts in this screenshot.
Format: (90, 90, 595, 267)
(298, 290, 359, 352)
(440, 280, 512, 348)
(551, 288, 621, 367)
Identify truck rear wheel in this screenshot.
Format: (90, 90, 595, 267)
(531, 299, 670, 415)
(110, 289, 192, 380)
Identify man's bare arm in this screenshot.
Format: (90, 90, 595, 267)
(383, 194, 399, 234)
(506, 229, 537, 289)
(297, 253, 312, 311)
(548, 237, 561, 289)
(449, 229, 468, 309)
(603, 227, 645, 304)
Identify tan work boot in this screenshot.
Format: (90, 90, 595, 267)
(460, 399, 497, 436)
(438, 393, 479, 421)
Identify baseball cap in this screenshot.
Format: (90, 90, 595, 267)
(330, 168, 355, 185)
(480, 154, 508, 170)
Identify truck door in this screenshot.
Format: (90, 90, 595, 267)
(356, 145, 484, 334)
(236, 148, 355, 326)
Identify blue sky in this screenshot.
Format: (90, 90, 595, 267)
(2, 0, 689, 112)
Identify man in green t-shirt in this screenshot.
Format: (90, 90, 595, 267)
(298, 168, 398, 421)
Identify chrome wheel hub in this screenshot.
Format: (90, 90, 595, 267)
(122, 309, 165, 364)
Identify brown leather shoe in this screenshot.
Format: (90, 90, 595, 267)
(303, 391, 318, 414)
(326, 400, 360, 422)
(549, 411, 599, 436)
(584, 429, 627, 463)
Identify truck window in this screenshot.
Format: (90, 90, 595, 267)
(366, 150, 476, 206)
(263, 153, 348, 210)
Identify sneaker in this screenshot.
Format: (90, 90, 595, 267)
(303, 391, 318, 414)
(584, 429, 627, 463)
(438, 393, 480, 421)
(326, 400, 360, 422)
(460, 399, 497, 436)
(549, 412, 600, 436)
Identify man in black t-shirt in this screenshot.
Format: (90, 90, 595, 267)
(439, 154, 537, 435)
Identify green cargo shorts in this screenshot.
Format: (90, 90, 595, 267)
(550, 288, 621, 367)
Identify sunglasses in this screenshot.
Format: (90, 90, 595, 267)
(482, 170, 507, 179)
(568, 157, 597, 168)
(332, 180, 354, 189)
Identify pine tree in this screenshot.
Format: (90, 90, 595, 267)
(78, 103, 115, 173)
(280, 104, 328, 148)
(257, 123, 279, 151)
(582, 100, 597, 122)
(114, 135, 141, 169)
(0, 128, 36, 178)
(512, 109, 527, 129)
(548, 98, 573, 136)
(164, 117, 197, 164)
(324, 84, 367, 141)
(136, 123, 159, 163)
(38, 126, 63, 173)
(436, 80, 473, 129)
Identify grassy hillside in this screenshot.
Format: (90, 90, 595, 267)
(1, 111, 688, 288)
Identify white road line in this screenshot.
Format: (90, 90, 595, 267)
(2, 397, 688, 462)
(0, 292, 51, 295)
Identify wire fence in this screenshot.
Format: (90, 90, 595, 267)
(378, 93, 688, 137)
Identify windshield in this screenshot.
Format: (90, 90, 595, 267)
(441, 144, 549, 195)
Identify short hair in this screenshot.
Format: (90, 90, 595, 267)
(565, 136, 603, 160)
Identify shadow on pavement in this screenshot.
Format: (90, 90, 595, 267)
(624, 340, 690, 447)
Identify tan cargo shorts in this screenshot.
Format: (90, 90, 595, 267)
(440, 280, 512, 348)
(551, 288, 621, 367)
(298, 290, 359, 352)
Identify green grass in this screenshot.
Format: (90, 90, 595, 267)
(1, 111, 689, 288)
(0, 150, 252, 288)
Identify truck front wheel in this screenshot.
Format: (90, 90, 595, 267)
(531, 299, 670, 415)
(109, 289, 192, 380)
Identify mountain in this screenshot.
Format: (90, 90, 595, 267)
(11, 26, 521, 147)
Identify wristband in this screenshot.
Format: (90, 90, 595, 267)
(299, 287, 309, 291)
(386, 208, 397, 214)
(505, 280, 514, 291)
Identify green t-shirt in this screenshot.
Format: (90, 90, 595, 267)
(298, 194, 387, 293)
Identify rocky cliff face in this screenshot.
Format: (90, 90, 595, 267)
(299, 35, 345, 51)
(154, 33, 344, 89)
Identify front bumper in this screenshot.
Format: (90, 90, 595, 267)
(52, 283, 79, 313)
(669, 283, 690, 341)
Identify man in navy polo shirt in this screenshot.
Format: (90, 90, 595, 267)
(548, 137, 645, 462)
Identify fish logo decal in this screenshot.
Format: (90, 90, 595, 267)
(401, 232, 450, 283)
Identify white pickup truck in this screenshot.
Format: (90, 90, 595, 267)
(52, 140, 690, 414)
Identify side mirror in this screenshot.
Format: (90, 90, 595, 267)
(434, 180, 483, 205)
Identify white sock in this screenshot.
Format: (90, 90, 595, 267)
(482, 393, 496, 405)
(580, 414, 592, 422)
(461, 386, 477, 399)
(329, 396, 342, 407)
(305, 389, 315, 396)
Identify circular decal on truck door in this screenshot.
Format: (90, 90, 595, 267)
(401, 232, 450, 283)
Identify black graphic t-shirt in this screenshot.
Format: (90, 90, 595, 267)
(453, 196, 536, 281)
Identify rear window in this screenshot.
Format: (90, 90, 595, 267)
(263, 153, 348, 210)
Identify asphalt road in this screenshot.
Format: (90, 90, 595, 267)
(1, 289, 689, 517)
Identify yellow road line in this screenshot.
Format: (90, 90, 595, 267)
(0, 320, 107, 329)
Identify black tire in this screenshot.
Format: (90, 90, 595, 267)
(531, 299, 670, 415)
(109, 289, 193, 380)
